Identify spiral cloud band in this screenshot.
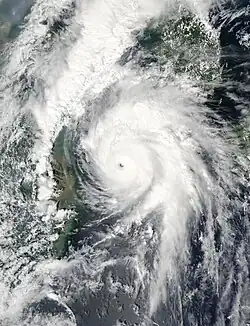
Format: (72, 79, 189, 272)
(63, 79, 234, 315)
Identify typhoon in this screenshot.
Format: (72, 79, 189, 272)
(0, 0, 249, 326)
